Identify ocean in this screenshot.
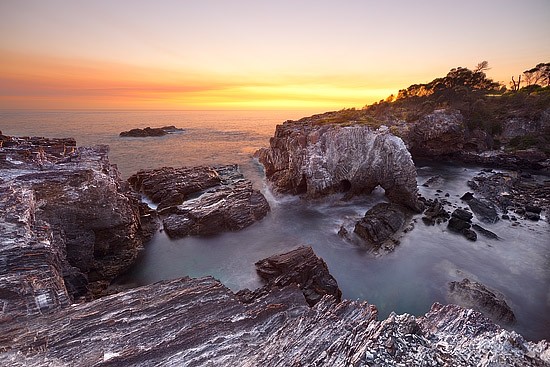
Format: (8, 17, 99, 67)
(1, 109, 549, 341)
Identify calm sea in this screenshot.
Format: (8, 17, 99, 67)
(1, 110, 549, 341)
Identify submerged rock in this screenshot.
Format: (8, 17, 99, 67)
(119, 125, 183, 137)
(354, 202, 408, 251)
(472, 224, 499, 240)
(447, 278, 516, 324)
(129, 164, 269, 237)
(257, 120, 423, 211)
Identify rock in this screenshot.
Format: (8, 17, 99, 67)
(252, 246, 342, 306)
(472, 224, 499, 240)
(452, 208, 473, 222)
(448, 209, 477, 241)
(460, 192, 474, 201)
(526, 205, 542, 214)
(257, 120, 423, 211)
(462, 228, 478, 241)
(162, 181, 270, 237)
(354, 203, 408, 250)
(466, 198, 499, 224)
(448, 217, 471, 232)
(421, 199, 450, 225)
(422, 175, 444, 187)
(526, 212, 540, 221)
(119, 126, 184, 137)
(447, 279, 516, 324)
(0, 136, 150, 302)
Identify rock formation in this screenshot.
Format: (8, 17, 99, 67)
(447, 208, 477, 241)
(119, 125, 183, 137)
(0, 136, 152, 301)
(447, 278, 516, 324)
(129, 164, 270, 237)
(257, 120, 423, 211)
(354, 202, 409, 251)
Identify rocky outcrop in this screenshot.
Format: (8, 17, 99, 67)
(257, 120, 423, 211)
(354, 202, 408, 251)
(129, 165, 269, 237)
(0, 136, 151, 302)
(447, 208, 477, 241)
(447, 278, 516, 324)
(119, 125, 183, 137)
(1, 275, 548, 366)
(241, 246, 342, 306)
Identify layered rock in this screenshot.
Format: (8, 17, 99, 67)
(447, 278, 516, 324)
(354, 202, 409, 251)
(119, 125, 183, 137)
(1, 275, 548, 366)
(241, 246, 342, 306)
(257, 120, 423, 211)
(0, 136, 150, 302)
(129, 164, 269, 237)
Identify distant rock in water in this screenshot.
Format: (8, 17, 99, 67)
(354, 202, 409, 252)
(447, 278, 516, 324)
(119, 125, 184, 137)
(129, 164, 269, 237)
(257, 120, 423, 211)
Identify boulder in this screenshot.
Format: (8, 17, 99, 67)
(447, 279, 516, 324)
(448, 209, 477, 241)
(249, 246, 342, 306)
(472, 224, 499, 240)
(354, 202, 408, 249)
(421, 199, 450, 225)
(257, 121, 423, 211)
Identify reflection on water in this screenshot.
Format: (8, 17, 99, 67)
(1, 110, 549, 341)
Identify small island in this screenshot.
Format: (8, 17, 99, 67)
(119, 125, 184, 137)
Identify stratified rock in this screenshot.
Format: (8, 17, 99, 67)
(472, 224, 499, 240)
(257, 121, 423, 211)
(249, 246, 342, 306)
(162, 181, 269, 237)
(354, 202, 408, 250)
(0, 136, 150, 302)
(129, 166, 222, 210)
(447, 279, 516, 324)
(119, 126, 184, 137)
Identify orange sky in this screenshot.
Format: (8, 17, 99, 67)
(1, 0, 549, 110)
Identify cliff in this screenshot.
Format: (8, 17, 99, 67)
(257, 121, 423, 211)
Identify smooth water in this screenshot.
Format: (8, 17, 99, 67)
(1, 110, 549, 341)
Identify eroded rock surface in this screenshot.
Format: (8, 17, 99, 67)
(0, 136, 151, 302)
(119, 125, 183, 137)
(257, 120, 423, 211)
(447, 278, 516, 324)
(354, 202, 409, 251)
(129, 165, 269, 237)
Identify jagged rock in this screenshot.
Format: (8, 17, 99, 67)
(119, 125, 183, 137)
(422, 175, 444, 187)
(526, 205, 542, 214)
(257, 120, 423, 211)
(460, 192, 474, 200)
(0, 136, 150, 303)
(162, 181, 269, 237)
(447, 279, 516, 324)
(472, 224, 499, 239)
(354, 203, 408, 250)
(452, 208, 473, 222)
(421, 199, 450, 225)
(249, 246, 342, 306)
(465, 197, 499, 224)
(448, 209, 477, 241)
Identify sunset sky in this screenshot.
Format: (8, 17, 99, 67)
(1, 0, 549, 110)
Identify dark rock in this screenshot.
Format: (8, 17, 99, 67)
(162, 181, 270, 237)
(448, 217, 471, 232)
(452, 208, 473, 222)
(447, 279, 516, 324)
(422, 199, 450, 225)
(466, 198, 499, 224)
(354, 203, 408, 249)
(462, 229, 478, 241)
(257, 120, 423, 211)
(525, 205, 542, 214)
(502, 214, 510, 220)
(119, 126, 184, 137)
(460, 192, 474, 201)
(525, 212, 540, 221)
(422, 175, 444, 187)
(253, 246, 341, 306)
(472, 224, 499, 240)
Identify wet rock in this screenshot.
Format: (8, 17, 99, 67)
(466, 198, 499, 224)
(119, 126, 183, 137)
(447, 279, 516, 324)
(452, 208, 473, 222)
(526, 205, 542, 214)
(526, 212, 540, 221)
(502, 214, 510, 220)
(460, 192, 474, 201)
(354, 202, 408, 249)
(421, 199, 450, 225)
(257, 120, 423, 211)
(422, 175, 444, 187)
(162, 181, 269, 237)
(252, 246, 342, 306)
(472, 224, 499, 240)
(0, 136, 149, 303)
(462, 228, 478, 241)
(448, 209, 477, 241)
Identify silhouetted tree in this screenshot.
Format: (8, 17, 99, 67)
(523, 62, 550, 86)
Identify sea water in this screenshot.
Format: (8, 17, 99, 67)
(1, 110, 548, 341)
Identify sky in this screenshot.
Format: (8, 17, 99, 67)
(0, 0, 549, 110)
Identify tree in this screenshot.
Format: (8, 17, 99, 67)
(523, 62, 550, 87)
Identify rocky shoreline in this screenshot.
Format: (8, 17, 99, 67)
(1, 132, 550, 366)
